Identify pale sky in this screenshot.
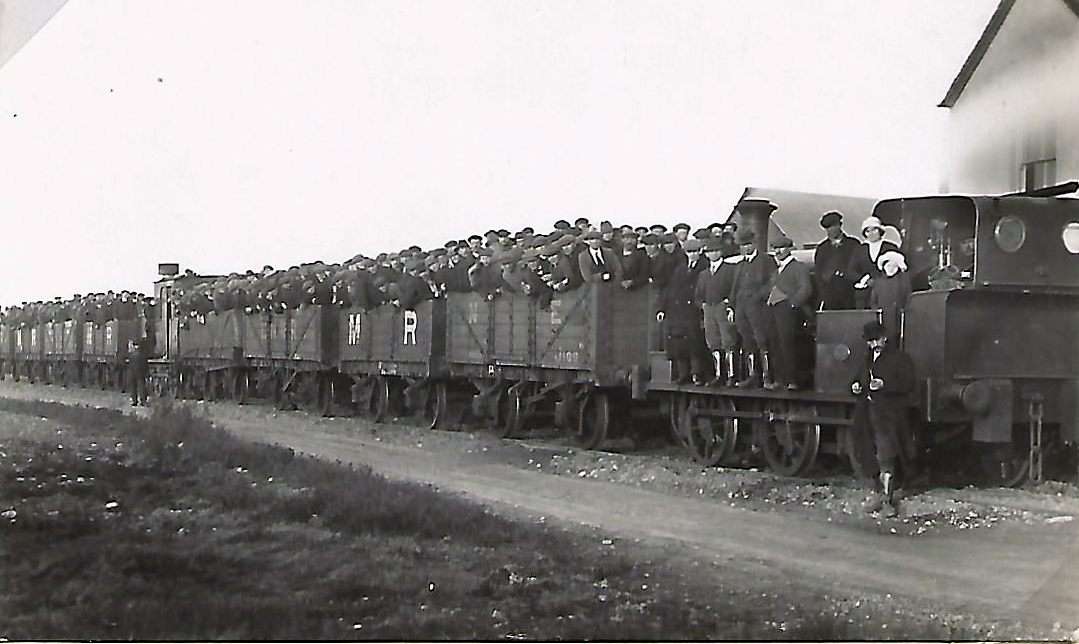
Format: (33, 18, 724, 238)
(0, 0, 997, 305)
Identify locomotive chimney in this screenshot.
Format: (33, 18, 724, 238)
(736, 198, 776, 255)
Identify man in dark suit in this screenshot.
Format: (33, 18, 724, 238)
(578, 231, 623, 284)
(550, 234, 585, 292)
(851, 320, 916, 518)
(813, 211, 860, 310)
(657, 239, 708, 384)
(766, 235, 813, 390)
(731, 229, 777, 388)
(617, 230, 651, 290)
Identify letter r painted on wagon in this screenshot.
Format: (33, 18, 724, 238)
(403, 310, 418, 345)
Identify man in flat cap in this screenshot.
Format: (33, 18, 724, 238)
(673, 223, 691, 245)
(550, 234, 585, 292)
(695, 236, 741, 386)
(813, 211, 861, 310)
(618, 230, 650, 290)
(851, 320, 916, 518)
(579, 231, 623, 283)
(730, 228, 777, 388)
(766, 235, 813, 390)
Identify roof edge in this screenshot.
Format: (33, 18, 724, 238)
(938, 0, 1018, 108)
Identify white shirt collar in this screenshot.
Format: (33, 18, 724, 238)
(778, 254, 796, 271)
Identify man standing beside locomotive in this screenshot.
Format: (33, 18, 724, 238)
(851, 320, 917, 518)
(813, 211, 860, 310)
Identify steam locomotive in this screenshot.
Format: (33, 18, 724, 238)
(2, 190, 1076, 486)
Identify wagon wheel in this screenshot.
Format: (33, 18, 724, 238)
(232, 369, 250, 405)
(273, 372, 295, 410)
(424, 381, 448, 430)
(317, 376, 332, 417)
(372, 376, 394, 424)
(577, 390, 611, 450)
(754, 401, 821, 477)
(680, 396, 739, 467)
(497, 384, 528, 439)
(844, 417, 880, 481)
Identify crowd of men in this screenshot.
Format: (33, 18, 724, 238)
(161, 211, 909, 391)
(3, 212, 914, 395)
(1, 291, 152, 328)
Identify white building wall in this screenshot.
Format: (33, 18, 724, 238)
(945, 0, 1079, 193)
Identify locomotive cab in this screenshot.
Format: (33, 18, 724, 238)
(874, 195, 1079, 484)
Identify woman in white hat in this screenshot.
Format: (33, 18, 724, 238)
(870, 250, 911, 342)
(846, 215, 900, 308)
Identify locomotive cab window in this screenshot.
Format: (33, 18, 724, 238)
(1064, 222, 1079, 254)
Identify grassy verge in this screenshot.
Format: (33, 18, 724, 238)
(0, 397, 1003, 640)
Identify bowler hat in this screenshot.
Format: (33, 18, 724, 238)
(863, 320, 886, 340)
(820, 211, 843, 228)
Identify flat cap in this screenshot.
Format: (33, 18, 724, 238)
(735, 229, 757, 245)
(673, 222, 691, 232)
(771, 235, 793, 248)
(682, 239, 704, 252)
(820, 211, 843, 228)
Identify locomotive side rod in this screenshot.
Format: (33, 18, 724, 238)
(692, 407, 853, 426)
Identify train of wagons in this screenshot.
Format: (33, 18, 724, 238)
(2, 190, 1077, 487)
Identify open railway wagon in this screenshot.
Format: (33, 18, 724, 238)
(251, 304, 340, 410)
(442, 282, 654, 447)
(41, 318, 82, 386)
(12, 324, 44, 383)
(0, 323, 10, 380)
(329, 298, 446, 423)
(81, 318, 144, 390)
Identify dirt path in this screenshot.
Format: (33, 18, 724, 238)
(3, 381, 1077, 634)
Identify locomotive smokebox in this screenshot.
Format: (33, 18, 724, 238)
(158, 263, 180, 277)
(736, 198, 777, 255)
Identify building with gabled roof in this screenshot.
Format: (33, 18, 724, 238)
(939, 0, 1079, 194)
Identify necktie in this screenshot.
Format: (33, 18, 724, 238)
(593, 250, 604, 266)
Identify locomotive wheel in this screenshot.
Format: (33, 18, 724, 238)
(668, 393, 691, 449)
(232, 370, 250, 405)
(755, 401, 821, 477)
(425, 381, 448, 430)
(680, 396, 739, 467)
(577, 390, 610, 450)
